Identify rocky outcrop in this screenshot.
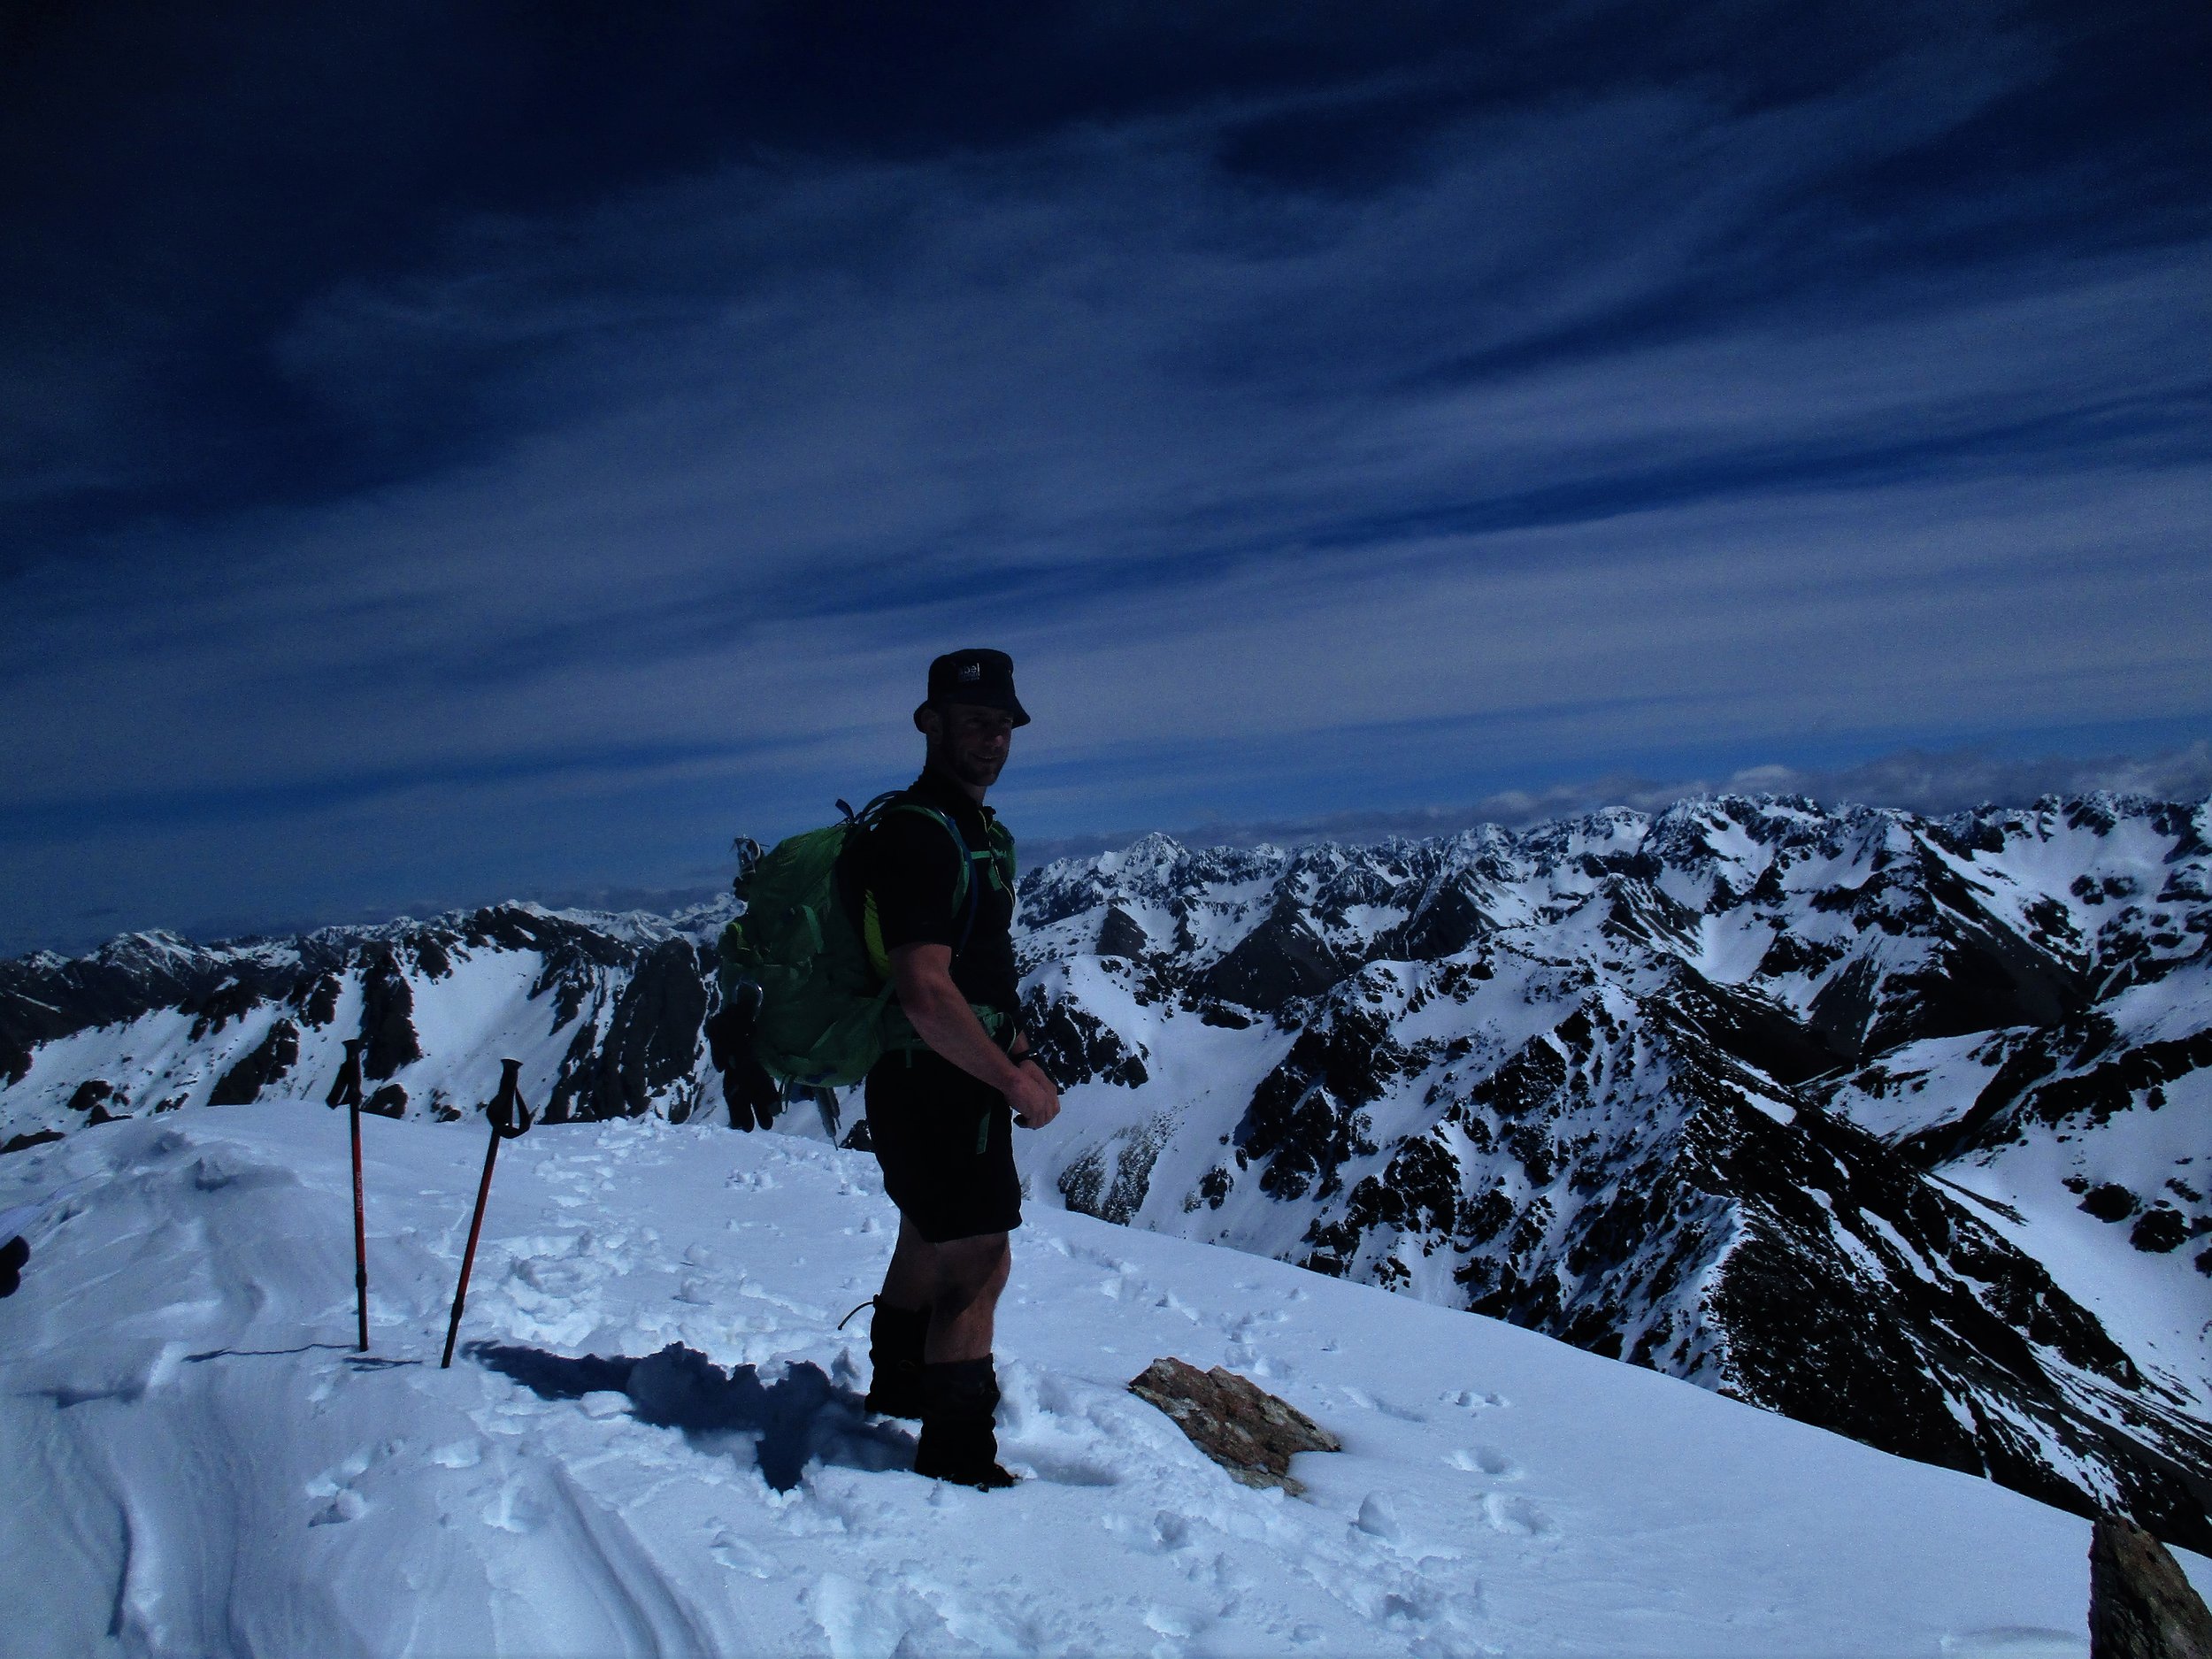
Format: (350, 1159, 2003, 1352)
(185, 978, 260, 1041)
(1096, 905, 1150, 959)
(1058, 1115, 1172, 1225)
(1199, 899, 1348, 1011)
(1234, 1001, 1402, 1202)
(290, 969, 342, 1027)
(358, 945, 422, 1080)
(1021, 988, 1148, 1087)
(65, 1079, 119, 1114)
(2090, 1514, 2212, 1659)
(1128, 1356, 1340, 1495)
(548, 938, 708, 1121)
(208, 1019, 300, 1106)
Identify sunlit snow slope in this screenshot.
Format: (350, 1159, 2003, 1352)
(4, 1106, 2199, 1657)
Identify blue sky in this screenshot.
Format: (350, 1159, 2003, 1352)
(3, 2, 2208, 954)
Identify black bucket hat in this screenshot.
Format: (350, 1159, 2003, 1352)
(924, 648, 1030, 726)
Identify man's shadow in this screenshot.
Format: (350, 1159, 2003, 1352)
(471, 1342, 914, 1492)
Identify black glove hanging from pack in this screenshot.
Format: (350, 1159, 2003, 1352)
(705, 983, 784, 1132)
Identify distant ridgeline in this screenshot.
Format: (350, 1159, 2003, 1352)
(4, 793, 2210, 1548)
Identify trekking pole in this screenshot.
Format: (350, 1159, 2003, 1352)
(441, 1058, 534, 1369)
(325, 1038, 370, 1352)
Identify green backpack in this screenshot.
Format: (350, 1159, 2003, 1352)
(716, 791, 1016, 1089)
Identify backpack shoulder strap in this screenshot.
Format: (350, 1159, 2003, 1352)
(871, 800, 999, 956)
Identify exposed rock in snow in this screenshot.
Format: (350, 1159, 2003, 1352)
(209, 1018, 299, 1106)
(1127, 1356, 1341, 1494)
(2089, 1514, 2212, 1659)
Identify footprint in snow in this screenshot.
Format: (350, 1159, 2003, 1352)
(1354, 1493, 1402, 1541)
(308, 1489, 365, 1526)
(1448, 1446, 1519, 1479)
(1481, 1491, 1552, 1537)
(1155, 1289, 1202, 1322)
(305, 1444, 385, 1525)
(1146, 1509, 1197, 1552)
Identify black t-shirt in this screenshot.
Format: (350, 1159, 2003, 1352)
(851, 767, 1019, 1027)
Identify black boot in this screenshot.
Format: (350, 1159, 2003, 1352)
(914, 1357, 1018, 1490)
(864, 1302, 928, 1419)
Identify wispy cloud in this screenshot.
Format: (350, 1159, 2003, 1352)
(1, 2, 2206, 953)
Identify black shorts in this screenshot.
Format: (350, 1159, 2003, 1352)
(864, 1048, 1023, 1244)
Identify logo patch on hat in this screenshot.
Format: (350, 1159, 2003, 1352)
(926, 646, 1030, 726)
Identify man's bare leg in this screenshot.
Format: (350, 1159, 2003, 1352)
(877, 1217, 938, 1313)
(877, 1217, 1010, 1363)
(924, 1232, 1010, 1363)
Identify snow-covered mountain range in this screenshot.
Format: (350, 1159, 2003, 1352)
(5, 792, 2208, 1553)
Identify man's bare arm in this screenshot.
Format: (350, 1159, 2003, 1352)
(887, 942, 1059, 1127)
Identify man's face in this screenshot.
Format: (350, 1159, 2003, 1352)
(926, 701, 1016, 788)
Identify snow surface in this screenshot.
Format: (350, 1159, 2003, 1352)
(5, 1105, 2203, 1656)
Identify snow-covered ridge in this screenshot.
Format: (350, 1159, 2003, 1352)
(4, 791, 2209, 1550)
(5, 1106, 2201, 1654)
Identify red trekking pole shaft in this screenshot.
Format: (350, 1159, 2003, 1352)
(442, 1058, 531, 1370)
(350, 1095, 368, 1351)
(442, 1127, 502, 1368)
(326, 1038, 369, 1353)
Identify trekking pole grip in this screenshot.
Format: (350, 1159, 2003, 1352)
(326, 1036, 364, 1109)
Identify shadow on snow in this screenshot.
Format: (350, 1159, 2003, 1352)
(471, 1341, 914, 1492)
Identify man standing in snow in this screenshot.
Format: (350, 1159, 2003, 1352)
(849, 648, 1058, 1490)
